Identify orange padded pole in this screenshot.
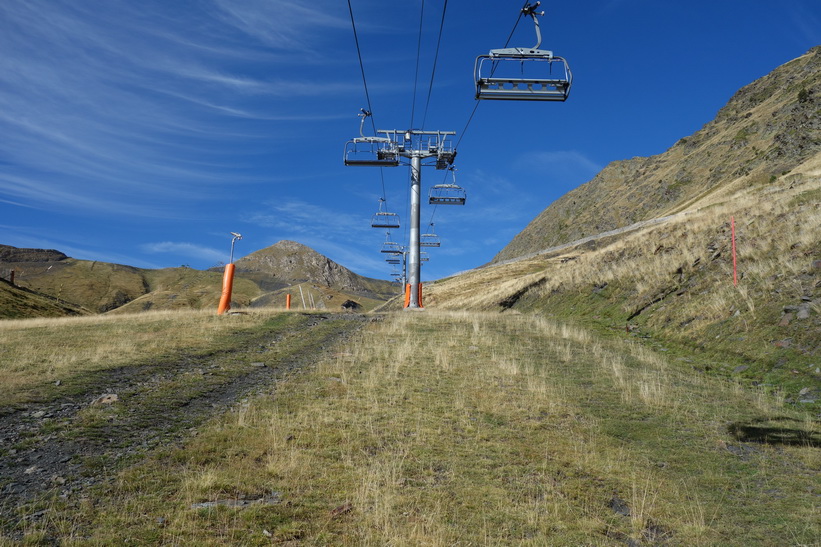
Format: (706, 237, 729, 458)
(217, 263, 235, 315)
(417, 283, 423, 308)
(403, 284, 411, 308)
(286, 293, 291, 310)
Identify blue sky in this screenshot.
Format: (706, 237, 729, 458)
(2, 1, 820, 281)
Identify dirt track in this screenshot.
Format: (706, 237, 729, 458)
(0, 313, 368, 536)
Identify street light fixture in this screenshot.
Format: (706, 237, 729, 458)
(229, 232, 242, 264)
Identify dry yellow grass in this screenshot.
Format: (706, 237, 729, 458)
(45, 311, 818, 545)
(424, 155, 821, 357)
(0, 308, 284, 403)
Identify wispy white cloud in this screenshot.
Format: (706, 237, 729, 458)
(140, 241, 227, 264)
(245, 199, 370, 237)
(211, 0, 349, 50)
(789, 6, 821, 46)
(516, 150, 602, 177)
(0, 0, 363, 219)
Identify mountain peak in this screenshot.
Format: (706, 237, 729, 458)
(235, 241, 373, 295)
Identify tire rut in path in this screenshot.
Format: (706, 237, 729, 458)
(0, 313, 369, 533)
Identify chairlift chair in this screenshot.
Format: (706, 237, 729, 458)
(429, 167, 466, 205)
(343, 109, 400, 166)
(474, 2, 572, 102)
(420, 223, 441, 248)
(371, 198, 400, 229)
(385, 257, 401, 265)
(380, 241, 403, 254)
(380, 232, 403, 255)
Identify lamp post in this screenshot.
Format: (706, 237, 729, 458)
(229, 232, 242, 264)
(217, 232, 242, 315)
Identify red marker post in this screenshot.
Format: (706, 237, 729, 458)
(731, 216, 737, 286)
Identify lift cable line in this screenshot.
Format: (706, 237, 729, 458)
(420, 0, 450, 130)
(344, 4, 566, 300)
(408, 0, 426, 129)
(346, 0, 377, 135)
(346, 3, 394, 208)
(454, 0, 530, 150)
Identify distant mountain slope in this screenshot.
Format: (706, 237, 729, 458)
(232, 240, 397, 301)
(0, 241, 396, 317)
(0, 245, 147, 312)
(494, 46, 821, 263)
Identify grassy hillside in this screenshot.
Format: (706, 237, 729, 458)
(0, 278, 89, 319)
(495, 46, 821, 263)
(2, 311, 816, 544)
(425, 153, 821, 409)
(3, 257, 149, 313)
(251, 280, 402, 313)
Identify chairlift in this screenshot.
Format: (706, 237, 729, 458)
(371, 198, 400, 229)
(385, 257, 402, 265)
(381, 241, 403, 254)
(343, 110, 400, 166)
(420, 223, 441, 248)
(429, 168, 466, 205)
(420, 251, 430, 262)
(380, 232, 403, 254)
(474, 2, 572, 102)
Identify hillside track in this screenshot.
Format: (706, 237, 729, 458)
(0, 312, 368, 536)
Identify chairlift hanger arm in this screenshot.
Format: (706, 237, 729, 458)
(522, 2, 545, 50)
(358, 109, 372, 138)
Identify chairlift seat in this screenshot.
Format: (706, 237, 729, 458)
(474, 50, 572, 102)
(380, 241, 402, 254)
(420, 233, 441, 247)
(429, 183, 466, 206)
(371, 212, 400, 229)
(344, 138, 400, 166)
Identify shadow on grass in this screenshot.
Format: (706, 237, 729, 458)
(728, 417, 821, 447)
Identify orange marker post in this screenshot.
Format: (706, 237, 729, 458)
(217, 263, 235, 315)
(286, 293, 291, 310)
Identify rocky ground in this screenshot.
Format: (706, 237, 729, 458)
(0, 313, 369, 539)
